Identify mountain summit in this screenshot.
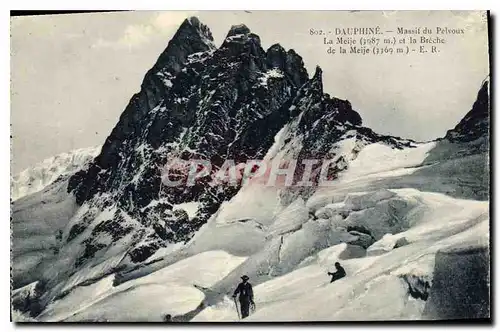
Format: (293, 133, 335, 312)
(11, 17, 489, 321)
(61, 17, 480, 268)
(445, 78, 489, 143)
(63, 17, 376, 268)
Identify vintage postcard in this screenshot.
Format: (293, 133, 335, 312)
(10, 10, 490, 322)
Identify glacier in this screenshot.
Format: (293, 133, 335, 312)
(12, 135, 489, 322)
(10, 17, 489, 322)
(11, 146, 101, 201)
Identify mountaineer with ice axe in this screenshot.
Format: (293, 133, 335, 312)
(232, 275, 255, 319)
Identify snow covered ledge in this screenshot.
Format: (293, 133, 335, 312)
(422, 245, 490, 320)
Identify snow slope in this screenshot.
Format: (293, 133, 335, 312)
(10, 16, 488, 322)
(11, 146, 100, 201)
(193, 191, 488, 321)
(36, 250, 246, 322)
(187, 138, 488, 321)
(11, 134, 489, 322)
(11, 177, 80, 288)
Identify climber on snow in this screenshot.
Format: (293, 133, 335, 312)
(328, 262, 346, 283)
(232, 275, 255, 319)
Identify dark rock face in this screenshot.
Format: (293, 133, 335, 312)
(65, 17, 421, 267)
(266, 45, 309, 87)
(423, 246, 490, 320)
(13, 17, 492, 320)
(63, 16, 487, 274)
(445, 79, 490, 143)
(66, 18, 325, 266)
(402, 275, 431, 301)
(264, 66, 417, 205)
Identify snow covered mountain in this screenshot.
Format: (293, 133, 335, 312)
(11, 17, 490, 322)
(11, 146, 101, 201)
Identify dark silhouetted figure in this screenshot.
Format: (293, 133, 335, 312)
(232, 275, 254, 319)
(164, 314, 172, 322)
(328, 262, 346, 283)
(23, 291, 31, 313)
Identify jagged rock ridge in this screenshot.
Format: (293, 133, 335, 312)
(67, 19, 315, 266)
(65, 17, 412, 270)
(10, 17, 490, 321)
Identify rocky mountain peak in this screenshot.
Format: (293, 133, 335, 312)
(445, 78, 489, 143)
(226, 23, 251, 37)
(175, 16, 215, 46)
(266, 45, 308, 87)
(12, 16, 491, 322)
(66, 17, 409, 270)
(153, 16, 215, 72)
(311, 66, 323, 90)
(221, 23, 262, 51)
(67, 17, 322, 266)
(312, 65, 323, 78)
(266, 43, 286, 66)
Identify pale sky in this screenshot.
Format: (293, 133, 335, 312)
(10, 11, 489, 173)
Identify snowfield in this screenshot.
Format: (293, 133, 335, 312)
(10, 15, 489, 323)
(11, 136, 489, 322)
(191, 191, 487, 322)
(37, 251, 246, 322)
(11, 177, 80, 288)
(11, 146, 100, 201)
